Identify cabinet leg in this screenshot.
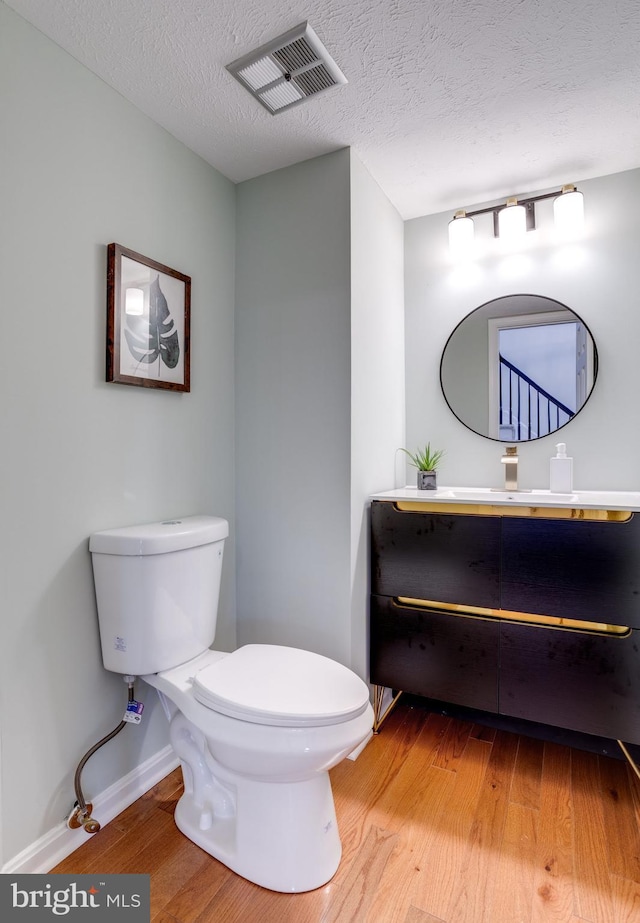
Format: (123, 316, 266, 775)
(373, 685, 403, 733)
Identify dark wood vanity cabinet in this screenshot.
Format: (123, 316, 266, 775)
(499, 621, 640, 742)
(371, 506, 501, 607)
(501, 517, 640, 627)
(370, 500, 640, 744)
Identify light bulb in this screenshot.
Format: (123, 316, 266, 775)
(498, 198, 527, 240)
(553, 185, 584, 237)
(448, 210, 475, 258)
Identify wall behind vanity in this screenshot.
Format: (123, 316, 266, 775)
(404, 168, 640, 491)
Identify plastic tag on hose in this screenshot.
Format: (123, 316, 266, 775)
(123, 700, 145, 724)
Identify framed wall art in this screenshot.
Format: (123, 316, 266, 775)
(106, 243, 191, 392)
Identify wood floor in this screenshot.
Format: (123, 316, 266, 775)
(51, 698, 640, 922)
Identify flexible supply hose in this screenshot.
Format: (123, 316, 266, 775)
(70, 676, 135, 833)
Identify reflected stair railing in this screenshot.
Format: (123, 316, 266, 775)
(499, 354, 574, 440)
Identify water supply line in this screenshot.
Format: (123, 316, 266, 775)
(67, 675, 136, 834)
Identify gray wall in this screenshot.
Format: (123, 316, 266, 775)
(1, 2, 236, 866)
(405, 169, 640, 490)
(235, 150, 405, 675)
(235, 151, 353, 664)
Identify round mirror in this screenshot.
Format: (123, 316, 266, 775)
(440, 294, 598, 442)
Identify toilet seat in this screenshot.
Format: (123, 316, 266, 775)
(192, 644, 370, 727)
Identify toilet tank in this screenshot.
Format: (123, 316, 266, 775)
(89, 515, 229, 675)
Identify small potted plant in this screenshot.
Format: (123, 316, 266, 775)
(400, 443, 445, 490)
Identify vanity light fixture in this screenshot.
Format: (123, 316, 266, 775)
(448, 184, 585, 254)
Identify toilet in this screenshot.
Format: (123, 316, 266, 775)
(89, 515, 373, 893)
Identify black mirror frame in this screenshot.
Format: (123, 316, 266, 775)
(439, 293, 599, 443)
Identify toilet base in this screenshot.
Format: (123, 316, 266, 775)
(174, 764, 342, 892)
(148, 662, 372, 893)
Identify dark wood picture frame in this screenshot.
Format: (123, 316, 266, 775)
(106, 243, 191, 392)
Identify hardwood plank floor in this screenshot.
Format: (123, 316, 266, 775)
(51, 699, 640, 922)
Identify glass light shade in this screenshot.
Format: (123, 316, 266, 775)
(553, 187, 584, 236)
(125, 287, 145, 315)
(498, 200, 527, 240)
(448, 211, 475, 257)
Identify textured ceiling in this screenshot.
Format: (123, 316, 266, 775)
(5, 0, 640, 219)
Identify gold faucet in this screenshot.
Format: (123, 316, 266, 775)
(500, 446, 519, 491)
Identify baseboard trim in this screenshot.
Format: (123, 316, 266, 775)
(1, 745, 179, 874)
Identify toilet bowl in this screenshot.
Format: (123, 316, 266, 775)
(143, 644, 373, 892)
(89, 516, 373, 893)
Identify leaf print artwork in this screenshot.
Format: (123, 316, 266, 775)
(107, 243, 190, 391)
(124, 275, 180, 372)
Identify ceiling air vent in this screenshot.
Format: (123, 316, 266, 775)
(226, 22, 347, 115)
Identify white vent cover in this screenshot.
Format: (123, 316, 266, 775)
(226, 22, 347, 115)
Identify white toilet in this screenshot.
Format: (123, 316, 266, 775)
(89, 515, 373, 893)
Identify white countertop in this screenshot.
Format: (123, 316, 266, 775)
(371, 486, 640, 511)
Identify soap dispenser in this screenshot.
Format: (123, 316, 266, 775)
(550, 443, 573, 492)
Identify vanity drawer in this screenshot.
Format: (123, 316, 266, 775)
(502, 515, 640, 627)
(371, 501, 501, 608)
(370, 594, 499, 712)
(500, 620, 640, 744)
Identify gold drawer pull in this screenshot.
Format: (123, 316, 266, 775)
(393, 501, 632, 521)
(395, 596, 630, 637)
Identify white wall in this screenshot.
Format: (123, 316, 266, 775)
(349, 154, 405, 678)
(405, 169, 640, 491)
(0, 2, 236, 867)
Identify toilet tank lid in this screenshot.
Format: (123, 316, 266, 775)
(89, 515, 229, 556)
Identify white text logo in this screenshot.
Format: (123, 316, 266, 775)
(11, 882, 100, 916)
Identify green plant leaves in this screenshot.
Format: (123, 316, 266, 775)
(400, 443, 445, 471)
(125, 275, 180, 370)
